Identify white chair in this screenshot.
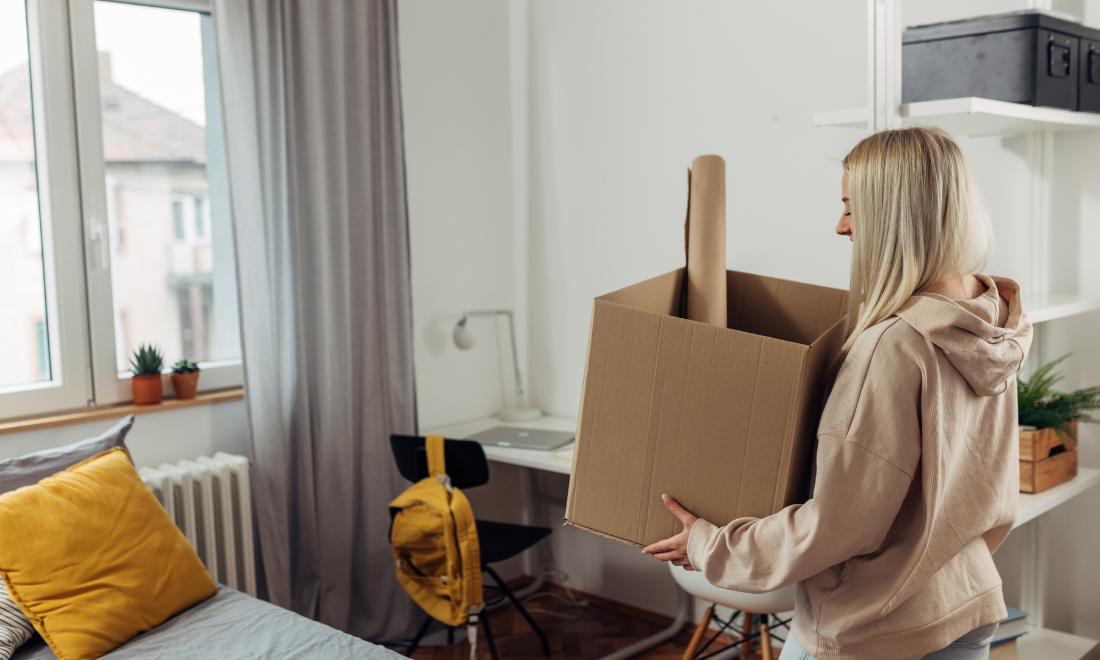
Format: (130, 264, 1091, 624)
(669, 563, 795, 660)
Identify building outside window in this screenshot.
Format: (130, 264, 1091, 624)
(0, 0, 241, 415)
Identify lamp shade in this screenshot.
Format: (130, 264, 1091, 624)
(453, 317, 476, 351)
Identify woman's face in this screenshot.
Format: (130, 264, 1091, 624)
(836, 172, 852, 241)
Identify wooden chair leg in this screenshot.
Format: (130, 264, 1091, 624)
(741, 612, 754, 658)
(759, 615, 773, 660)
(682, 604, 715, 660)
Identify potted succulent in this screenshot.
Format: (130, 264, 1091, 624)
(1017, 354, 1100, 493)
(170, 359, 201, 400)
(129, 344, 164, 405)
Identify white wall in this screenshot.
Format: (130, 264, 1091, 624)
(399, 0, 521, 432)
(0, 400, 249, 468)
(399, 0, 1100, 633)
(525, 1, 866, 420)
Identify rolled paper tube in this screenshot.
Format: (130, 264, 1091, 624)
(685, 155, 726, 327)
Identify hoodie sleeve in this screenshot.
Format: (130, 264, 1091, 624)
(686, 319, 924, 593)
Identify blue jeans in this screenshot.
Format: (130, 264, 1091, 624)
(778, 623, 999, 660)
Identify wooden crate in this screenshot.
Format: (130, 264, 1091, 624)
(1019, 421, 1076, 461)
(989, 639, 1017, 660)
(1020, 449, 1078, 494)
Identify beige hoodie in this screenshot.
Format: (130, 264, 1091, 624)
(687, 275, 1032, 660)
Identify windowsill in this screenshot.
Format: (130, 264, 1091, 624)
(0, 387, 244, 436)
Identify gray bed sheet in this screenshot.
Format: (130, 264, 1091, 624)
(13, 586, 400, 659)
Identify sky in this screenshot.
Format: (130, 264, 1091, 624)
(0, 0, 207, 126)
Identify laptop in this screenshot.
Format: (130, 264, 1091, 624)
(467, 426, 575, 451)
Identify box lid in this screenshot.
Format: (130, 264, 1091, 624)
(903, 10, 1100, 44)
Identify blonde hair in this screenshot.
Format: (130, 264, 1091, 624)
(839, 126, 991, 363)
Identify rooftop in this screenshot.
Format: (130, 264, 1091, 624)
(0, 61, 206, 164)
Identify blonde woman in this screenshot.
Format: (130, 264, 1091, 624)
(643, 127, 1032, 660)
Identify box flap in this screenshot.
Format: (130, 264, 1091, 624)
(598, 269, 684, 317)
(727, 272, 848, 345)
(775, 316, 848, 509)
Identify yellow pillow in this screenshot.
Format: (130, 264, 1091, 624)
(0, 447, 216, 660)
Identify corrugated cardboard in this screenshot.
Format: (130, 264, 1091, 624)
(565, 268, 848, 547)
(685, 156, 726, 326)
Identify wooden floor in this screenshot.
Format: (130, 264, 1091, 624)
(405, 585, 786, 660)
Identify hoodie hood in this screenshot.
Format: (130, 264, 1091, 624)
(895, 275, 1033, 396)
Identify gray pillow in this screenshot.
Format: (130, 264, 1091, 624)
(0, 415, 134, 495)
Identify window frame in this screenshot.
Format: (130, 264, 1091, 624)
(0, 0, 239, 420)
(69, 0, 241, 406)
(0, 0, 94, 419)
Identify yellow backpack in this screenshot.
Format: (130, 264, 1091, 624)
(389, 435, 484, 642)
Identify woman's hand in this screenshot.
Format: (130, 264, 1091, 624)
(641, 494, 699, 571)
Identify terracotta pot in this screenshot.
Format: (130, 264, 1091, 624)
(131, 374, 163, 405)
(171, 371, 200, 400)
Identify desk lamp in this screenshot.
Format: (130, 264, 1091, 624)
(453, 310, 542, 422)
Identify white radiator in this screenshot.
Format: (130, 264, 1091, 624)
(139, 453, 257, 597)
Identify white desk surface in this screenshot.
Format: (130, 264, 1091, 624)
(425, 416, 1100, 525)
(423, 415, 577, 475)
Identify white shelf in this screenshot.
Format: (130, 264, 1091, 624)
(1025, 293, 1100, 324)
(1015, 467, 1100, 529)
(814, 97, 1100, 137)
(1016, 625, 1100, 660)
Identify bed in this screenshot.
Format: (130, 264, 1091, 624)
(12, 586, 400, 660)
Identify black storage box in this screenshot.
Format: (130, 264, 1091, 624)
(903, 11, 1100, 113)
(1083, 38, 1100, 112)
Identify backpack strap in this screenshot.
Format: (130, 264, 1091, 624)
(450, 488, 484, 617)
(425, 435, 447, 478)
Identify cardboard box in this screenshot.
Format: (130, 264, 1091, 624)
(565, 268, 848, 546)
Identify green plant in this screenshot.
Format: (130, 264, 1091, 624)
(171, 359, 200, 375)
(129, 344, 164, 377)
(1018, 354, 1100, 441)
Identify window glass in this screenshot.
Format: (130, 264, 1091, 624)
(93, 1, 240, 372)
(0, 0, 52, 388)
(193, 196, 204, 237)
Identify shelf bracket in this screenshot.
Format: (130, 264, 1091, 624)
(1020, 515, 1047, 628)
(1026, 130, 1054, 301)
(868, 0, 901, 132)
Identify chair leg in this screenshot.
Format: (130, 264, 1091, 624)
(406, 614, 434, 657)
(741, 612, 755, 658)
(683, 604, 715, 660)
(484, 565, 551, 656)
(481, 609, 500, 660)
(760, 615, 773, 660)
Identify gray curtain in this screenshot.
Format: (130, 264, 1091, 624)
(212, 0, 418, 641)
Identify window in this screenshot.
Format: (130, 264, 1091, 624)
(34, 320, 48, 380)
(0, 0, 240, 417)
(0, 0, 91, 419)
(75, 0, 241, 402)
(0, 2, 49, 390)
(172, 198, 186, 241)
(193, 196, 204, 237)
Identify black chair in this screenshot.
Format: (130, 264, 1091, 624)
(390, 435, 552, 659)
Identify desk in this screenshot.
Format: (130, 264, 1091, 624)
(426, 415, 575, 475)
(427, 416, 1100, 660)
(426, 415, 688, 660)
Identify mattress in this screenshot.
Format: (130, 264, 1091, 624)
(13, 586, 400, 659)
